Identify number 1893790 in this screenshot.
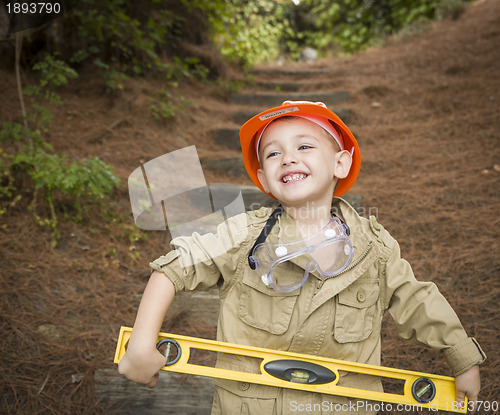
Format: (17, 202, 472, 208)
(6, 3, 61, 14)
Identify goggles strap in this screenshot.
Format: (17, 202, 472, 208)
(248, 205, 284, 270)
(331, 199, 349, 236)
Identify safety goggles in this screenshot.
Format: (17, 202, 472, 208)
(249, 216, 353, 293)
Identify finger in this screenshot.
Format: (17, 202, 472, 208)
(146, 372, 160, 389)
(468, 394, 479, 415)
(454, 389, 466, 413)
(455, 390, 465, 403)
(468, 391, 479, 402)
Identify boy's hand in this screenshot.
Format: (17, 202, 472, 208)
(455, 365, 480, 414)
(118, 343, 166, 388)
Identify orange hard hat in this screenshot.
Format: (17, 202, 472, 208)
(239, 101, 360, 198)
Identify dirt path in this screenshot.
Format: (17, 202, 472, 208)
(1, 1, 499, 413)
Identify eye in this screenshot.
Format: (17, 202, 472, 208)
(298, 144, 313, 150)
(266, 151, 280, 159)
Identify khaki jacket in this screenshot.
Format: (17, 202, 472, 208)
(151, 198, 486, 415)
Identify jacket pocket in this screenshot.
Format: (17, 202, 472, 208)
(334, 277, 380, 343)
(238, 265, 300, 335)
(212, 383, 277, 415)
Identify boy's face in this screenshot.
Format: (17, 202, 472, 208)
(256, 117, 352, 208)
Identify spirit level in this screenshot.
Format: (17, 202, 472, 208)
(114, 326, 465, 413)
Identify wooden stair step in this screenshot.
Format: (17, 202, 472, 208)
(229, 91, 349, 107)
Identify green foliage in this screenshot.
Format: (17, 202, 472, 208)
(0, 149, 19, 217)
(33, 53, 79, 89)
(28, 103, 54, 133)
(1, 45, 119, 246)
(105, 69, 131, 92)
(181, 0, 470, 63)
(0, 122, 120, 247)
(164, 56, 210, 87)
(118, 221, 147, 263)
(63, 0, 215, 90)
(27, 53, 79, 104)
(215, 78, 248, 99)
(21, 53, 77, 140)
(69, 0, 182, 76)
(151, 91, 192, 121)
(0, 121, 39, 144)
(10, 0, 475, 79)
(290, 0, 449, 54)
(186, 0, 288, 67)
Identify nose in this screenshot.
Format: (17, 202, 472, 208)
(281, 149, 297, 166)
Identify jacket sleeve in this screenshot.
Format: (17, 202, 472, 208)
(379, 225, 486, 376)
(149, 212, 251, 293)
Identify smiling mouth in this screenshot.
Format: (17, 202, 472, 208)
(282, 173, 308, 183)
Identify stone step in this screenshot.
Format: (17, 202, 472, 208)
(232, 107, 350, 126)
(95, 369, 213, 415)
(251, 67, 331, 77)
(229, 91, 349, 107)
(255, 81, 302, 92)
(212, 128, 241, 151)
(201, 156, 247, 178)
(254, 80, 336, 92)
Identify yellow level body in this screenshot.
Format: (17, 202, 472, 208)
(114, 326, 465, 413)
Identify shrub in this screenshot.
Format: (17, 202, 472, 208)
(1, 127, 120, 247)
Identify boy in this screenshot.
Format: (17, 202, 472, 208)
(118, 101, 486, 414)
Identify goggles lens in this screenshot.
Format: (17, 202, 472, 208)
(250, 217, 353, 293)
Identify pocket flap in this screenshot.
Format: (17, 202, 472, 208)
(338, 278, 379, 308)
(239, 270, 300, 335)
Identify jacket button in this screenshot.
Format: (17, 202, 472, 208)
(255, 209, 267, 218)
(357, 291, 366, 302)
(238, 382, 250, 391)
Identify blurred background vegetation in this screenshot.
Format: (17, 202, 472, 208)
(0, 0, 471, 244)
(1, 0, 472, 68)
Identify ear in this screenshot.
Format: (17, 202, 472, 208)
(333, 150, 352, 179)
(257, 168, 270, 193)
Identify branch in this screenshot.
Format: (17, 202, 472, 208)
(15, 32, 32, 146)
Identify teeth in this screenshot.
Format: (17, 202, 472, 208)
(282, 173, 307, 183)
